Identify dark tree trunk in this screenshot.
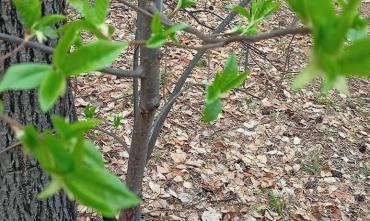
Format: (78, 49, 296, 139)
(0, 0, 77, 221)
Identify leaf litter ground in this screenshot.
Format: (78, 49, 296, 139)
(72, 1, 370, 220)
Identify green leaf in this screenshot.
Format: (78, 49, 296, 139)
(292, 65, 319, 90)
(233, 0, 279, 35)
(176, 0, 197, 10)
(208, 54, 249, 100)
(60, 40, 127, 76)
(12, 0, 41, 28)
(52, 117, 100, 139)
(83, 141, 105, 168)
(37, 178, 62, 199)
(0, 100, 4, 113)
(22, 127, 67, 173)
(151, 12, 162, 34)
(67, 0, 91, 17)
(233, 5, 250, 19)
(338, 37, 370, 76)
(113, 115, 121, 128)
(347, 16, 368, 41)
(147, 21, 187, 48)
(94, 0, 110, 24)
(84, 103, 97, 118)
(163, 23, 188, 36)
(286, 0, 309, 23)
(39, 71, 66, 112)
(146, 34, 167, 48)
(202, 99, 221, 123)
(251, 0, 279, 22)
(33, 15, 66, 29)
(203, 54, 249, 122)
(63, 167, 140, 217)
(0, 63, 51, 92)
(53, 22, 81, 69)
(44, 132, 75, 174)
(68, 0, 110, 25)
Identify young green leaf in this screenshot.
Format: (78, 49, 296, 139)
(113, 115, 121, 128)
(52, 116, 100, 139)
(232, 0, 279, 35)
(63, 167, 140, 217)
(203, 54, 249, 123)
(146, 34, 167, 49)
(33, 15, 66, 29)
(0, 63, 52, 92)
(60, 40, 127, 76)
(163, 23, 189, 37)
(12, 0, 41, 28)
(53, 21, 81, 69)
(0, 100, 4, 113)
(39, 71, 66, 112)
(233, 5, 250, 19)
(147, 13, 188, 48)
(22, 127, 59, 173)
(94, 0, 110, 25)
(202, 99, 222, 123)
(292, 65, 320, 90)
(338, 37, 370, 76)
(83, 141, 105, 168)
(176, 0, 197, 10)
(67, 0, 91, 17)
(37, 178, 62, 199)
(347, 15, 368, 41)
(84, 104, 97, 118)
(151, 12, 162, 34)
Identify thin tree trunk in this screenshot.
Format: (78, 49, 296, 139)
(0, 0, 77, 220)
(119, 0, 161, 220)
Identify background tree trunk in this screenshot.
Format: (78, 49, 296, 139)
(119, 0, 162, 220)
(0, 0, 77, 220)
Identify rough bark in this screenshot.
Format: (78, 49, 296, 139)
(0, 1, 77, 221)
(119, 0, 161, 220)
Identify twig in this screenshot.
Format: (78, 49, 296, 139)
(0, 33, 144, 78)
(93, 127, 129, 152)
(0, 35, 31, 61)
(0, 142, 21, 155)
(0, 114, 23, 136)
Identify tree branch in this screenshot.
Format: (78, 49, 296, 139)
(146, 0, 252, 162)
(94, 127, 129, 152)
(0, 142, 21, 155)
(0, 33, 144, 78)
(0, 35, 31, 61)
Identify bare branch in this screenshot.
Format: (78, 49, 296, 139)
(0, 35, 31, 61)
(146, 0, 252, 162)
(93, 127, 129, 152)
(0, 142, 21, 155)
(0, 33, 144, 78)
(0, 114, 23, 136)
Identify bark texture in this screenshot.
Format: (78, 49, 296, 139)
(0, 1, 77, 221)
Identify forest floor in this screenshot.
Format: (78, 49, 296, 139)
(73, 1, 370, 220)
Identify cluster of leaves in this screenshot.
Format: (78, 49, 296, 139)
(233, 0, 279, 35)
(0, 0, 127, 112)
(22, 117, 139, 217)
(289, 0, 370, 93)
(202, 54, 250, 122)
(0, 0, 138, 217)
(146, 12, 188, 48)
